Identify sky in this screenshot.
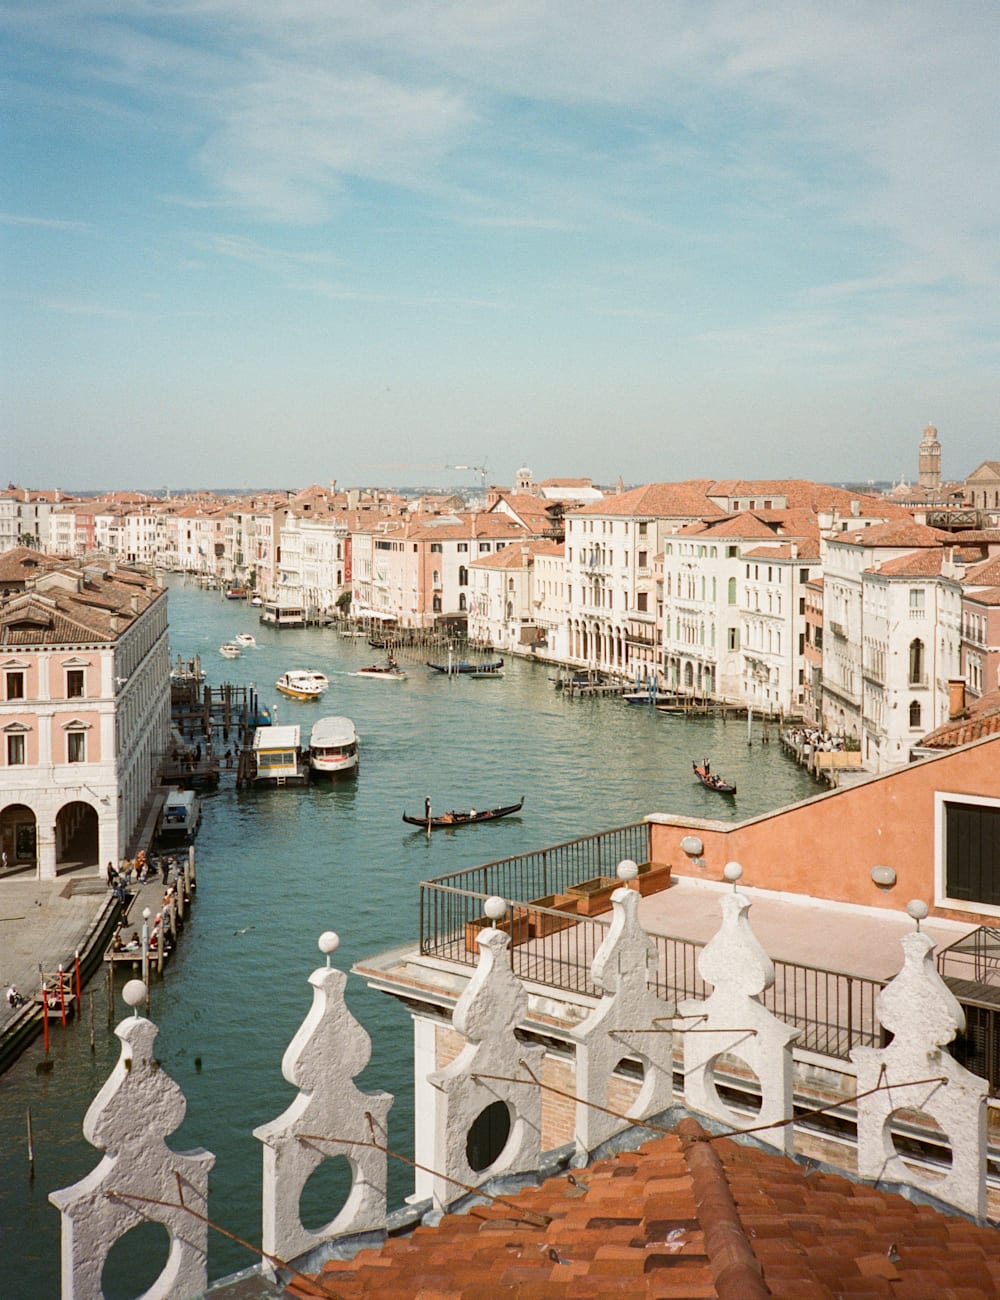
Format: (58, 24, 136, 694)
(2, 1, 998, 493)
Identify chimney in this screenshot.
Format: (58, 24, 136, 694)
(850, 499, 860, 517)
(948, 679, 967, 719)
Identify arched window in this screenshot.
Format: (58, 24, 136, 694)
(909, 638, 924, 685)
(728, 576, 736, 605)
(506, 601, 513, 619)
(909, 699, 922, 728)
(459, 592, 466, 611)
(432, 594, 442, 613)
(458, 566, 468, 586)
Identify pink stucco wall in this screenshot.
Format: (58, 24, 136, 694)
(650, 735, 1000, 923)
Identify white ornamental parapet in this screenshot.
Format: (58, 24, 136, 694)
(427, 898, 545, 1209)
(572, 861, 676, 1153)
(254, 931, 392, 1267)
(49, 980, 214, 1300)
(679, 865, 799, 1154)
(851, 902, 988, 1218)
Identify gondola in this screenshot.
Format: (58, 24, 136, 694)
(426, 658, 504, 675)
(402, 797, 524, 829)
(692, 761, 736, 796)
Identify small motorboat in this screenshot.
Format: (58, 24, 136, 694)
(219, 642, 242, 658)
(354, 658, 406, 680)
(402, 796, 524, 829)
(234, 632, 257, 647)
(251, 596, 263, 606)
(276, 670, 327, 700)
(692, 761, 736, 796)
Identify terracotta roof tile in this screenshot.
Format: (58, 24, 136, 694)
(307, 1117, 1000, 1298)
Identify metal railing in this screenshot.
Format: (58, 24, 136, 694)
(419, 821, 886, 1064)
(419, 823, 651, 917)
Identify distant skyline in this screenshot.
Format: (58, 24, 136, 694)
(3, 2, 998, 491)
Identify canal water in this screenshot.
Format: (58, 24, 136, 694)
(0, 580, 818, 1296)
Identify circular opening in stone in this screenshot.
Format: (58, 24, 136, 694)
(709, 1052, 763, 1116)
(299, 1153, 354, 1233)
(887, 1107, 953, 1176)
(101, 1220, 171, 1300)
(466, 1099, 512, 1172)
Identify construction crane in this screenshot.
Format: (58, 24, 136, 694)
(447, 462, 490, 493)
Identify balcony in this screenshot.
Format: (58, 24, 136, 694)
(416, 825, 908, 1067)
(828, 621, 847, 639)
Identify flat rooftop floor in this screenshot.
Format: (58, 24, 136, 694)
(637, 877, 972, 984)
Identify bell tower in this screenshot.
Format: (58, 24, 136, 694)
(918, 422, 941, 491)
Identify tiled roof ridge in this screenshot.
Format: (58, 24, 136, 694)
(677, 1118, 769, 1299)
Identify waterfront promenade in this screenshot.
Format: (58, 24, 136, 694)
(0, 789, 170, 1071)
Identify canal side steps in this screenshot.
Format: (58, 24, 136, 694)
(49, 875, 991, 1298)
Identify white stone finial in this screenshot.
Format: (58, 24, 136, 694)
(318, 930, 340, 964)
(122, 979, 146, 1014)
(723, 861, 743, 886)
(617, 858, 639, 883)
(254, 958, 392, 1266)
(679, 891, 798, 1154)
(573, 886, 675, 1154)
(484, 895, 507, 921)
(852, 928, 987, 1216)
(427, 922, 543, 1208)
(50, 1012, 214, 1299)
(906, 899, 929, 929)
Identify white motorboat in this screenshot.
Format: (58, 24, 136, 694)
(219, 642, 242, 658)
(234, 633, 257, 646)
(309, 716, 359, 777)
(275, 670, 326, 700)
(157, 788, 201, 844)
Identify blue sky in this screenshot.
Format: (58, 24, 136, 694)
(2, 1, 998, 492)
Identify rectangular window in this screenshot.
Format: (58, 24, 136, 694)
(727, 628, 740, 651)
(457, 543, 468, 552)
(67, 732, 86, 763)
(66, 669, 85, 698)
(479, 542, 490, 552)
(637, 592, 648, 612)
(5, 671, 25, 700)
(944, 801, 1000, 906)
(638, 551, 647, 568)
(910, 588, 925, 612)
(638, 521, 647, 536)
(430, 543, 443, 553)
(6, 734, 25, 765)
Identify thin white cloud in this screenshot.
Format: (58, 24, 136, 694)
(41, 299, 140, 319)
(0, 212, 93, 232)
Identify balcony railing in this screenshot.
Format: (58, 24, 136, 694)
(419, 825, 887, 1064)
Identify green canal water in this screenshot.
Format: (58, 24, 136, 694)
(0, 579, 818, 1296)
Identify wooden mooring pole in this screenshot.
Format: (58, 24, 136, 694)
(26, 1106, 34, 1178)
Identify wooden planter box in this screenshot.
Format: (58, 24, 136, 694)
(527, 894, 581, 937)
(464, 913, 530, 953)
(634, 862, 672, 896)
(565, 875, 619, 916)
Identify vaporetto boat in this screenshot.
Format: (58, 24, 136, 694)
(308, 716, 359, 777)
